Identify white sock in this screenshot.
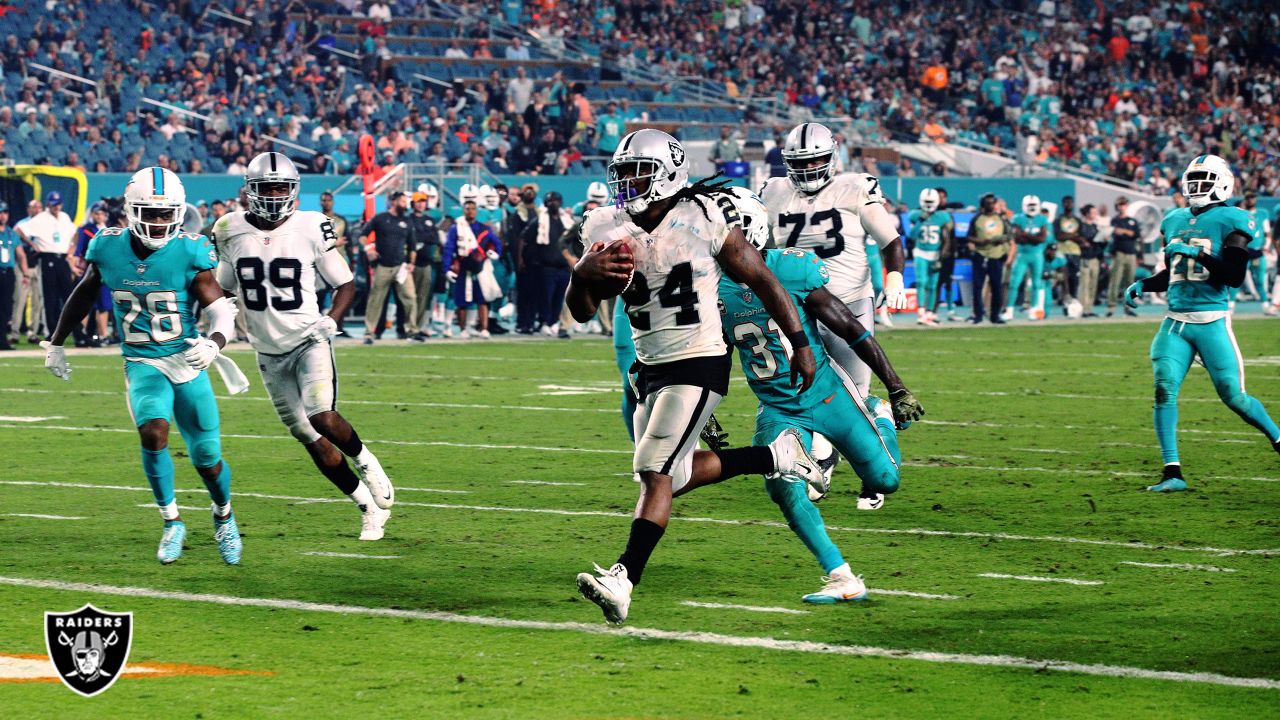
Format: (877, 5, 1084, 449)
(159, 501, 180, 522)
(829, 562, 853, 579)
(213, 502, 232, 519)
(349, 483, 376, 512)
(356, 447, 379, 469)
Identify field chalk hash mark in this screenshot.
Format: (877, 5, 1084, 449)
(1117, 561, 1237, 573)
(978, 573, 1104, 586)
(680, 601, 810, 615)
(3, 513, 85, 520)
(302, 552, 402, 560)
(0, 576, 1275, 690)
(6, 480, 1279, 558)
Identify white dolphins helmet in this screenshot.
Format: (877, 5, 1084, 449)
(417, 182, 440, 209)
(919, 188, 941, 213)
(586, 181, 609, 205)
(1181, 154, 1235, 208)
(607, 129, 689, 214)
(781, 122, 837, 193)
(1021, 194, 1042, 215)
(458, 183, 480, 209)
(724, 185, 771, 251)
(124, 166, 187, 250)
(479, 184, 500, 210)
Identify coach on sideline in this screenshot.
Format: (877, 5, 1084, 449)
(359, 190, 423, 343)
(16, 191, 78, 342)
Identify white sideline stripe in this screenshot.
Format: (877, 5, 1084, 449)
(0, 415, 65, 422)
(978, 573, 1103, 586)
(507, 480, 587, 486)
(3, 513, 85, 520)
(396, 486, 469, 495)
(871, 588, 962, 600)
(0, 387, 616, 415)
(7, 480, 1279, 557)
(1118, 561, 1237, 573)
(0, 420, 634, 453)
(681, 601, 809, 615)
(1, 576, 1274, 690)
(302, 552, 402, 560)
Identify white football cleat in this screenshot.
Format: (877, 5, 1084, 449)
(769, 428, 828, 500)
(877, 308, 894, 327)
(359, 506, 391, 541)
(1000, 306, 1014, 321)
(576, 562, 632, 624)
(856, 491, 885, 510)
(355, 451, 395, 509)
(1265, 303, 1279, 316)
(802, 565, 868, 604)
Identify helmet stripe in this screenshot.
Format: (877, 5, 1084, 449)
(269, 152, 277, 172)
(619, 132, 634, 153)
(1194, 155, 1205, 165)
(152, 167, 163, 195)
(799, 122, 809, 149)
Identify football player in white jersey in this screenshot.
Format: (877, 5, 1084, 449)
(761, 122, 910, 510)
(213, 152, 396, 541)
(566, 129, 825, 624)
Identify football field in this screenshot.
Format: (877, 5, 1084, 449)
(1, 317, 1278, 718)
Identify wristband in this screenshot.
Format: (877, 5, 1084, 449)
(786, 330, 810, 350)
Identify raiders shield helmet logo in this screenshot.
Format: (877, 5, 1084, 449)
(668, 141, 685, 167)
(44, 604, 133, 697)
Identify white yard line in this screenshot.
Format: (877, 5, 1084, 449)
(918, 417, 1261, 438)
(0, 575, 1274, 690)
(507, 480, 587, 486)
(1117, 561, 1237, 573)
(134, 504, 206, 512)
(1010, 448, 1078, 454)
(302, 551, 401, 560)
(871, 588, 962, 600)
(680, 601, 810, 615)
(5, 480, 1278, 557)
(978, 573, 1103, 586)
(3, 513, 85, 520)
(395, 487, 469, 494)
(0, 415, 65, 422)
(913, 462, 1277, 483)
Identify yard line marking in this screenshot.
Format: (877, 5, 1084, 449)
(918, 418, 1261, 438)
(0, 415, 65, 422)
(395, 487, 469, 494)
(3, 513, 85, 520)
(302, 552, 402, 560)
(1, 576, 1274, 690)
(681, 601, 810, 615)
(6, 480, 1278, 557)
(978, 573, 1103, 586)
(507, 480, 587, 486)
(1117, 561, 1237, 573)
(1010, 448, 1077, 454)
(871, 589, 962, 600)
(913, 463, 1279, 484)
(350, 352, 614, 364)
(134, 504, 206, 512)
(931, 389, 1225, 404)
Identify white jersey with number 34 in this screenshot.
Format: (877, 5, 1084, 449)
(581, 197, 736, 365)
(760, 173, 886, 303)
(213, 210, 353, 355)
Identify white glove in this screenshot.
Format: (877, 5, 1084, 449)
(183, 336, 220, 371)
(446, 270, 458, 283)
(486, 249, 499, 260)
(39, 340, 71, 381)
(883, 271, 908, 310)
(305, 315, 340, 342)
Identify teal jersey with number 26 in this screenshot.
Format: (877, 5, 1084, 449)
(85, 227, 217, 359)
(718, 248, 843, 413)
(1160, 205, 1255, 315)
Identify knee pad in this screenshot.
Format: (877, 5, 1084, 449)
(188, 436, 222, 469)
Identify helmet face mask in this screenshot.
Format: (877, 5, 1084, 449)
(607, 158, 661, 213)
(125, 166, 186, 250)
(782, 122, 837, 193)
(607, 129, 689, 215)
(245, 152, 300, 223)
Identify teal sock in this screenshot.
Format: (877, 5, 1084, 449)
(765, 476, 844, 573)
(141, 447, 176, 508)
(1236, 396, 1280, 445)
(200, 460, 232, 509)
(1154, 402, 1180, 464)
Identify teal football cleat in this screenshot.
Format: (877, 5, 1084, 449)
(212, 507, 242, 565)
(1146, 478, 1189, 493)
(156, 520, 186, 565)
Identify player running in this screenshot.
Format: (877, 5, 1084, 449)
(1124, 154, 1280, 491)
(908, 189, 953, 327)
(41, 167, 243, 565)
(212, 152, 395, 540)
(567, 129, 824, 624)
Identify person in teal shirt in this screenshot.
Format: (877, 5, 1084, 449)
(595, 101, 626, 155)
(40, 167, 244, 565)
(1006, 195, 1054, 319)
(0, 201, 26, 350)
(980, 72, 1006, 108)
(908, 189, 953, 326)
(1124, 155, 1280, 491)
(1241, 191, 1271, 306)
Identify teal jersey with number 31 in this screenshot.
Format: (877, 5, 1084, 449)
(85, 227, 217, 359)
(718, 248, 843, 413)
(1160, 205, 1255, 314)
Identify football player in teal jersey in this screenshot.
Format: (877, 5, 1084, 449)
(1006, 195, 1054, 320)
(1124, 155, 1280, 491)
(41, 167, 244, 564)
(908, 189, 953, 327)
(680, 187, 924, 602)
(1241, 191, 1271, 307)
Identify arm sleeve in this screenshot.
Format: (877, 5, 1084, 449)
(859, 201, 901, 247)
(316, 248, 355, 286)
(1196, 239, 1250, 287)
(1140, 268, 1170, 293)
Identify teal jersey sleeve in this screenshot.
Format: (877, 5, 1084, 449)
(185, 233, 218, 272)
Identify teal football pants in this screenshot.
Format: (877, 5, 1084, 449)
(1008, 247, 1044, 309)
(1150, 317, 1280, 465)
(613, 300, 637, 441)
(914, 256, 940, 312)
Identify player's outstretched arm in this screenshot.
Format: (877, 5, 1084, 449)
(48, 264, 102, 346)
(717, 227, 816, 391)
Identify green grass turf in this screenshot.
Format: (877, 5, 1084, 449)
(0, 318, 1278, 718)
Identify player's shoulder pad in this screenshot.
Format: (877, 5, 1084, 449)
(835, 172, 885, 205)
(581, 204, 620, 239)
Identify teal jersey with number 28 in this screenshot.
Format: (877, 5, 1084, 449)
(1160, 205, 1255, 315)
(718, 248, 844, 413)
(85, 227, 217, 359)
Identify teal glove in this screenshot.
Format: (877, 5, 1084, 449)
(1124, 280, 1144, 309)
(1164, 241, 1201, 259)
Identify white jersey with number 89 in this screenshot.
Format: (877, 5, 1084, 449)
(760, 172, 887, 303)
(582, 197, 737, 365)
(213, 210, 353, 355)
